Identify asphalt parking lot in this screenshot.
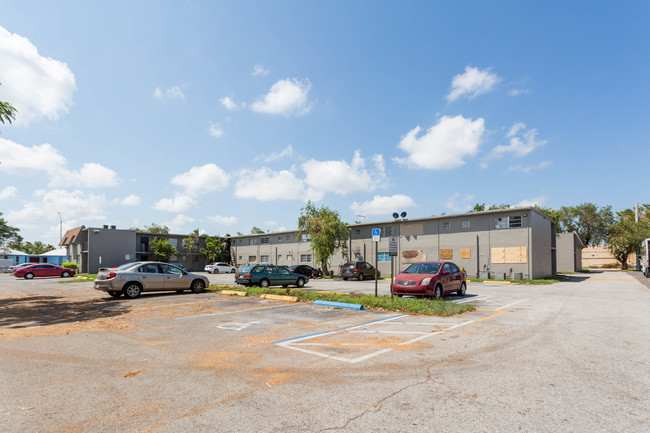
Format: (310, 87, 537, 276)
(0, 271, 648, 432)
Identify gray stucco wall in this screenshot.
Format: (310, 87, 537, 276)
(529, 210, 554, 278)
(556, 232, 583, 272)
(86, 228, 136, 273)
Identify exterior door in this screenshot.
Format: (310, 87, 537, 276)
(160, 263, 186, 289)
(136, 263, 166, 290)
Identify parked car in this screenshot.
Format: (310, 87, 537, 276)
(392, 261, 466, 299)
(93, 261, 209, 299)
(235, 264, 308, 288)
(9, 263, 33, 272)
(340, 261, 379, 281)
(204, 262, 236, 274)
(13, 263, 76, 279)
(288, 265, 322, 278)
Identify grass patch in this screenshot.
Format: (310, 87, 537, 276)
(58, 273, 96, 283)
(206, 285, 474, 316)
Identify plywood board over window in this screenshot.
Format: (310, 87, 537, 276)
(491, 247, 527, 264)
(461, 249, 471, 259)
(401, 223, 424, 236)
(440, 249, 453, 260)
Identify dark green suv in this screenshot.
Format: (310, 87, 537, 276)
(235, 264, 308, 288)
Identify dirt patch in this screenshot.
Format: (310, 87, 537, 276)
(123, 369, 144, 378)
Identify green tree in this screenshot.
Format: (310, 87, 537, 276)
(557, 203, 614, 246)
(183, 229, 200, 257)
(0, 212, 21, 248)
(130, 223, 171, 234)
(150, 237, 179, 262)
(297, 201, 350, 275)
(201, 236, 228, 263)
(471, 203, 486, 212)
(488, 203, 510, 210)
(607, 220, 650, 270)
(250, 226, 265, 234)
(9, 240, 55, 255)
(0, 83, 18, 125)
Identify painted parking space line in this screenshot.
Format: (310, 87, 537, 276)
(497, 299, 527, 310)
(175, 303, 298, 320)
(453, 295, 489, 304)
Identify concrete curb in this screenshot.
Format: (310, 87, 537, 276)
(314, 300, 364, 310)
(221, 290, 248, 296)
(260, 294, 299, 302)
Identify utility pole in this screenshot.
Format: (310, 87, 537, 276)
(635, 203, 641, 270)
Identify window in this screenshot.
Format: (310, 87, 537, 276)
(461, 220, 470, 229)
(377, 253, 392, 262)
(286, 235, 291, 241)
(249, 238, 257, 245)
(354, 252, 363, 261)
(277, 255, 283, 261)
(278, 236, 283, 241)
(301, 234, 311, 242)
(355, 229, 361, 235)
(496, 216, 523, 229)
(261, 237, 270, 244)
(248, 255, 257, 262)
(381, 226, 392, 237)
(442, 222, 450, 229)
(260, 255, 269, 263)
(300, 254, 312, 262)
(238, 256, 242, 260)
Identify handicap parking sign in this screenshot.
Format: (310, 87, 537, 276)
(372, 228, 380, 242)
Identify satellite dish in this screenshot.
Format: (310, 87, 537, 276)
(392, 212, 399, 219)
(401, 211, 407, 218)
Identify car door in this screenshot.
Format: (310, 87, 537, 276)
(136, 263, 166, 291)
(278, 266, 295, 285)
(448, 263, 462, 290)
(363, 262, 374, 278)
(160, 263, 187, 289)
(441, 263, 455, 294)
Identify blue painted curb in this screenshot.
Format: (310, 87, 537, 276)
(314, 300, 364, 310)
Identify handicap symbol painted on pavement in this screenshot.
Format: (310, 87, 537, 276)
(218, 321, 260, 331)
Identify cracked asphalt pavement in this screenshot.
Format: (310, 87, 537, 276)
(0, 271, 648, 432)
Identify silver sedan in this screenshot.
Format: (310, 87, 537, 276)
(94, 261, 210, 298)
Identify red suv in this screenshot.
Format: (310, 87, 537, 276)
(392, 261, 466, 299)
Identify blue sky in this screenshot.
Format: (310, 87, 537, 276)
(1, 1, 648, 246)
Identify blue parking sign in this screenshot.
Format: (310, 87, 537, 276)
(372, 228, 380, 237)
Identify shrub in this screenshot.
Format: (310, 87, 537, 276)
(62, 262, 78, 270)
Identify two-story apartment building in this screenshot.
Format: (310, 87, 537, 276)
(59, 225, 211, 274)
(230, 206, 557, 279)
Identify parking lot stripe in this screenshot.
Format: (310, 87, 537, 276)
(175, 303, 297, 320)
(497, 299, 527, 310)
(475, 310, 508, 322)
(454, 295, 489, 304)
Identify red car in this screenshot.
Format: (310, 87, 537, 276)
(392, 261, 466, 299)
(13, 263, 76, 279)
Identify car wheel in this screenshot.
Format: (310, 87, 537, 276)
(108, 291, 121, 298)
(61, 271, 71, 278)
(230, 268, 236, 273)
(123, 283, 142, 299)
(191, 280, 205, 294)
(433, 284, 443, 300)
(296, 278, 305, 288)
(457, 282, 467, 296)
(358, 273, 364, 281)
(214, 269, 220, 274)
(260, 279, 270, 288)
(24, 273, 34, 280)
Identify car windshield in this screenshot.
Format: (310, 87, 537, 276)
(403, 263, 441, 274)
(116, 262, 140, 270)
(239, 265, 255, 272)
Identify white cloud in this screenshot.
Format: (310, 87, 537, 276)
(302, 151, 385, 196)
(165, 214, 195, 233)
(251, 78, 312, 117)
(208, 122, 224, 138)
(219, 96, 243, 111)
(265, 220, 278, 226)
(170, 163, 230, 195)
(447, 66, 501, 102)
(153, 195, 198, 213)
(251, 64, 270, 77)
(0, 138, 119, 188)
(508, 88, 530, 96)
(445, 193, 476, 213)
(254, 145, 294, 162)
(6, 189, 106, 225)
(395, 115, 485, 170)
(492, 122, 547, 158)
(0, 139, 66, 175)
(515, 196, 547, 207)
(209, 215, 238, 225)
(154, 86, 185, 99)
(350, 195, 416, 216)
(0, 186, 17, 199)
(49, 163, 119, 188)
(235, 167, 307, 201)
(115, 194, 141, 206)
(0, 26, 76, 125)
(508, 161, 553, 173)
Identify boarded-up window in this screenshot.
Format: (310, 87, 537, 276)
(440, 249, 453, 259)
(491, 247, 527, 263)
(401, 223, 424, 236)
(461, 249, 471, 259)
(402, 250, 426, 264)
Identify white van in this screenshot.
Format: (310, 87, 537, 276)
(641, 238, 650, 277)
